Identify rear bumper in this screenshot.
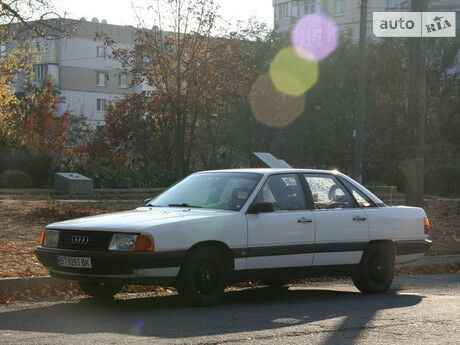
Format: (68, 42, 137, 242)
(395, 239, 432, 256)
(35, 247, 185, 283)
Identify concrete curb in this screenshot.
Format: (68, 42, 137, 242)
(396, 254, 460, 268)
(0, 276, 70, 293)
(1, 255, 459, 294)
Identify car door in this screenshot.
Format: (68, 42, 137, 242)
(245, 174, 315, 269)
(303, 174, 369, 266)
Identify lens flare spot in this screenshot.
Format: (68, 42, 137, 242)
(291, 13, 338, 61)
(130, 318, 145, 335)
(269, 47, 318, 97)
(249, 73, 305, 128)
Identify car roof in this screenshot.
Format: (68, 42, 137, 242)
(196, 168, 338, 175)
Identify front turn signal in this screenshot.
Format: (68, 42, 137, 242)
(134, 234, 154, 252)
(424, 218, 431, 235)
(38, 230, 46, 246)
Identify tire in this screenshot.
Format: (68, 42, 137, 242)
(263, 280, 290, 288)
(176, 247, 227, 306)
(79, 281, 122, 300)
(352, 243, 395, 294)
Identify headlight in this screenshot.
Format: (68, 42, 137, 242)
(43, 230, 59, 248)
(108, 234, 137, 251)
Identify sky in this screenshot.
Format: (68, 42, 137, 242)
(54, 0, 274, 29)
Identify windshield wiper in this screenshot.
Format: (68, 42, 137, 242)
(168, 203, 202, 208)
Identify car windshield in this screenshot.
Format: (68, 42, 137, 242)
(150, 173, 262, 211)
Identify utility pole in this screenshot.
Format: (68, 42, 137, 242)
(353, 0, 368, 183)
(405, 0, 428, 207)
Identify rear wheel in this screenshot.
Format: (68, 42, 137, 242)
(79, 281, 122, 300)
(176, 247, 227, 306)
(352, 243, 394, 294)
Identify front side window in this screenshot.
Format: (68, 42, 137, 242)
(304, 174, 354, 209)
(151, 173, 262, 211)
(254, 174, 306, 211)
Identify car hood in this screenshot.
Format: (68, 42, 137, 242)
(46, 207, 237, 232)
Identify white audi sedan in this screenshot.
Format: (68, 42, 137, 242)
(36, 169, 431, 305)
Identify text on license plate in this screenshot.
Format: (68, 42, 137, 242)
(57, 256, 92, 268)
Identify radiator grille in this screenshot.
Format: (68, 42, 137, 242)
(58, 230, 114, 251)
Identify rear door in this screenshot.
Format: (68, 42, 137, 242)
(303, 174, 369, 266)
(245, 174, 315, 269)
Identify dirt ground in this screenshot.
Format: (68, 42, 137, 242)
(0, 197, 458, 278)
(0, 200, 140, 277)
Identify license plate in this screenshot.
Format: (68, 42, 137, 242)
(57, 256, 92, 268)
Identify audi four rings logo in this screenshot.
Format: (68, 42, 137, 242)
(71, 235, 89, 245)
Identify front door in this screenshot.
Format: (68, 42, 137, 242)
(303, 174, 369, 266)
(246, 174, 315, 269)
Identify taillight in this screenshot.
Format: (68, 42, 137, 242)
(424, 218, 431, 235)
(134, 234, 154, 252)
(38, 231, 46, 246)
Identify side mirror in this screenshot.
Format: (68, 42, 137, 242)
(144, 198, 153, 205)
(247, 202, 274, 214)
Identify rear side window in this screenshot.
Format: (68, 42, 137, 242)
(303, 174, 355, 210)
(255, 174, 306, 211)
(340, 178, 376, 208)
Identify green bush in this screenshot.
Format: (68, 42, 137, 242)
(0, 152, 54, 187)
(364, 166, 406, 193)
(425, 167, 460, 197)
(0, 170, 33, 188)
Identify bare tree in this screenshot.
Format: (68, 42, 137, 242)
(0, 0, 67, 40)
(101, 0, 256, 176)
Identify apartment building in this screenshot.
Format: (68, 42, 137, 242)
(273, 0, 459, 37)
(30, 18, 146, 126)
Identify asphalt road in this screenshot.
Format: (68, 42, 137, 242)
(0, 274, 459, 345)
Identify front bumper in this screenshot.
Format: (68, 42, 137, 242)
(35, 247, 186, 283)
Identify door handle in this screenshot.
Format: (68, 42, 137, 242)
(353, 216, 367, 221)
(298, 217, 313, 224)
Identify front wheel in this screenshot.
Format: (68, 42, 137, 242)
(176, 247, 227, 306)
(79, 281, 122, 300)
(352, 243, 395, 294)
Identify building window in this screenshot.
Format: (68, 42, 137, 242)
(0, 44, 7, 57)
(291, 1, 300, 17)
(334, 0, 345, 16)
(304, 0, 316, 15)
(387, 0, 402, 9)
(97, 72, 108, 86)
(35, 39, 49, 53)
(97, 46, 107, 59)
(119, 73, 128, 88)
(96, 99, 107, 111)
(278, 2, 289, 18)
(33, 64, 48, 80)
